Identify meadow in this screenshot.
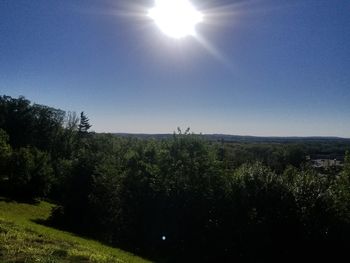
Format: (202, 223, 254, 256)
(0, 198, 150, 263)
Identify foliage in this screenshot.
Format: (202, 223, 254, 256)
(0, 129, 11, 179)
(1, 95, 350, 262)
(54, 134, 350, 262)
(0, 96, 65, 152)
(78, 111, 92, 134)
(330, 151, 350, 223)
(8, 147, 53, 200)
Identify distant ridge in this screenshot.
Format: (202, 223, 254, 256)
(111, 133, 350, 143)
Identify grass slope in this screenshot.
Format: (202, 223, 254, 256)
(0, 198, 150, 263)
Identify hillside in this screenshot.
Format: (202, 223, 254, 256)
(113, 133, 350, 143)
(0, 198, 150, 263)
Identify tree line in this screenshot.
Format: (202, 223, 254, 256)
(1, 95, 350, 262)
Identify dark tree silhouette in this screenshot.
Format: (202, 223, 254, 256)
(78, 111, 91, 134)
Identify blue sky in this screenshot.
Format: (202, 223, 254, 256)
(1, 0, 350, 137)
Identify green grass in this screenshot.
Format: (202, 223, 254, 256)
(0, 198, 151, 263)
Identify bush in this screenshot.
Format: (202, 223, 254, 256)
(0, 129, 11, 179)
(8, 147, 53, 200)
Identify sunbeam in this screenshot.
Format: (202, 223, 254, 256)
(76, 0, 292, 69)
(194, 33, 233, 70)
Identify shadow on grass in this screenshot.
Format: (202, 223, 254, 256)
(0, 181, 40, 205)
(0, 195, 40, 205)
(31, 215, 155, 262)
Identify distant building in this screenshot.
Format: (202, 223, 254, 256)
(309, 154, 344, 168)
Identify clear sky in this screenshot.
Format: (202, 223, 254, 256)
(1, 0, 350, 137)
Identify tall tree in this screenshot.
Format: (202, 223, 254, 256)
(65, 111, 79, 131)
(0, 128, 11, 180)
(78, 111, 91, 134)
(343, 151, 350, 178)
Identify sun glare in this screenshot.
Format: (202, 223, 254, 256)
(148, 0, 203, 39)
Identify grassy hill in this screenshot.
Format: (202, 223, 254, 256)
(0, 198, 151, 263)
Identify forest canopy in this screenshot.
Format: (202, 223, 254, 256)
(1, 95, 350, 262)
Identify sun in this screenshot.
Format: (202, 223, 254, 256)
(148, 0, 203, 39)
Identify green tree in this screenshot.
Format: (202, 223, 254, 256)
(0, 95, 34, 148)
(78, 111, 91, 134)
(343, 151, 350, 178)
(330, 151, 350, 224)
(0, 96, 66, 152)
(0, 128, 12, 181)
(9, 147, 53, 199)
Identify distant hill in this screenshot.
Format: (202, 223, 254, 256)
(112, 133, 350, 144)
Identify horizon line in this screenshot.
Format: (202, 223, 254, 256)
(96, 132, 350, 140)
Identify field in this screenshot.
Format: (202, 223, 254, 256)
(0, 198, 150, 263)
